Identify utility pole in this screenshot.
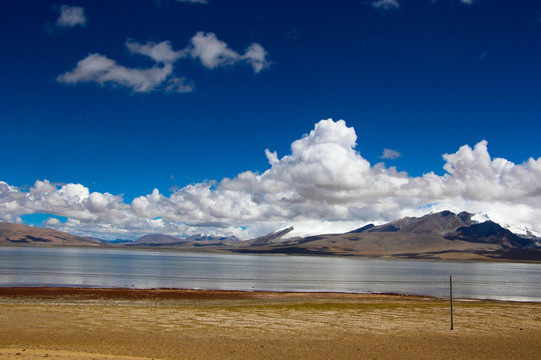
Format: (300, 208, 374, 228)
(450, 276, 454, 330)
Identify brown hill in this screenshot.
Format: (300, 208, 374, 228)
(0, 223, 102, 247)
(231, 211, 540, 261)
(232, 231, 504, 260)
(445, 221, 533, 248)
(129, 234, 187, 246)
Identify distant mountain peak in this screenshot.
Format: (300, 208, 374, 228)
(348, 224, 375, 233)
(129, 233, 241, 246)
(449, 221, 536, 249)
(351, 211, 474, 236)
(130, 234, 182, 245)
(250, 226, 295, 246)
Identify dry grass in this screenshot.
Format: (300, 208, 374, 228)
(1, 288, 540, 359)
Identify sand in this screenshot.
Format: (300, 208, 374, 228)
(0, 288, 540, 359)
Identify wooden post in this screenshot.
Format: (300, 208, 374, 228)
(450, 276, 454, 330)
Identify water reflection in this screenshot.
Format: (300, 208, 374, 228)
(1, 246, 540, 301)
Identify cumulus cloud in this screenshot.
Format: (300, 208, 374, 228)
(56, 5, 87, 27)
(57, 33, 270, 93)
(2, 119, 541, 240)
(44, 217, 62, 226)
(265, 149, 279, 165)
(381, 148, 401, 160)
(372, 0, 400, 11)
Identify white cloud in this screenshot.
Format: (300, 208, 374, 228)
(44, 217, 61, 226)
(265, 149, 279, 165)
(372, 0, 400, 11)
(125, 39, 184, 64)
(56, 5, 87, 27)
(57, 53, 175, 93)
(186, 32, 271, 73)
(187, 32, 240, 68)
(242, 43, 272, 73)
(57, 34, 270, 93)
(165, 77, 194, 93)
(381, 148, 401, 160)
(2, 119, 541, 240)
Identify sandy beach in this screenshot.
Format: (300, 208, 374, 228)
(0, 288, 540, 359)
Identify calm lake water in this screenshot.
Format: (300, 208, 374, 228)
(1, 246, 540, 302)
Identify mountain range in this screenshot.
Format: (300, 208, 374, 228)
(1, 211, 540, 261)
(237, 211, 540, 261)
(128, 233, 240, 247)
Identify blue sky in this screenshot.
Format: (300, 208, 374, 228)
(1, 0, 541, 240)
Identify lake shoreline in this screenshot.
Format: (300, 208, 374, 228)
(2, 286, 541, 303)
(3, 243, 541, 263)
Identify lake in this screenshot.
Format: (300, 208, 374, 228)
(1, 246, 540, 301)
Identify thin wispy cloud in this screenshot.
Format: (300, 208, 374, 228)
(381, 148, 401, 160)
(186, 32, 271, 73)
(126, 39, 184, 63)
(56, 5, 86, 27)
(287, 28, 300, 40)
(56, 53, 181, 93)
(430, 0, 476, 5)
(2, 119, 540, 240)
(177, 0, 208, 4)
(372, 0, 400, 11)
(57, 33, 271, 93)
(480, 51, 488, 61)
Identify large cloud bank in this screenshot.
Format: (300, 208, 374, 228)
(2, 119, 541, 239)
